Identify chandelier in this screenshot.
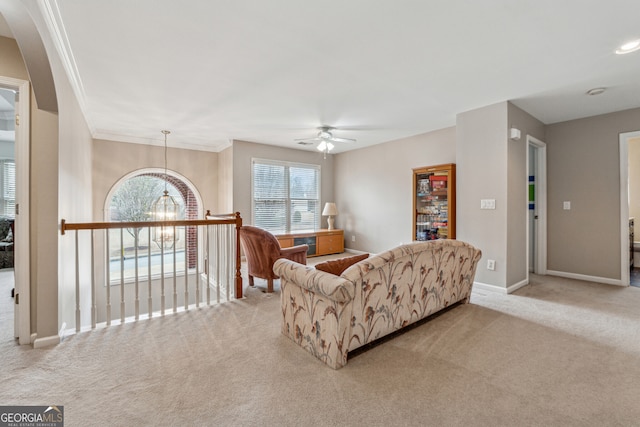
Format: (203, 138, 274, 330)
(151, 130, 179, 250)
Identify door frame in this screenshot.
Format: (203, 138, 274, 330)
(0, 76, 31, 344)
(526, 135, 547, 277)
(619, 130, 640, 287)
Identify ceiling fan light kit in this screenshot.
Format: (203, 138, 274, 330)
(295, 126, 356, 155)
(317, 140, 334, 152)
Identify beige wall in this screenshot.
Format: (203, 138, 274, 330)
(546, 107, 640, 280)
(231, 140, 334, 226)
(0, 36, 27, 77)
(0, 32, 64, 339)
(334, 128, 456, 254)
(217, 146, 233, 214)
(16, 0, 95, 339)
(92, 139, 219, 219)
(457, 102, 508, 288)
(456, 102, 544, 290)
(56, 60, 93, 335)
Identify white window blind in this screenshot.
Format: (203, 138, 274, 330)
(0, 160, 15, 218)
(252, 159, 320, 234)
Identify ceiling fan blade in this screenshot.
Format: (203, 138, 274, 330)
(331, 137, 356, 143)
(294, 137, 322, 142)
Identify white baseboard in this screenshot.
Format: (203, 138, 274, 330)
(472, 278, 529, 295)
(472, 281, 508, 294)
(546, 270, 624, 286)
(345, 248, 369, 255)
(33, 334, 61, 349)
(507, 278, 529, 294)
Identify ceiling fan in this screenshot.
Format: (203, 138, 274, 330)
(295, 126, 356, 154)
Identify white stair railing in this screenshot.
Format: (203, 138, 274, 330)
(60, 212, 242, 333)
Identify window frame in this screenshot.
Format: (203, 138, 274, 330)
(104, 168, 203, 285)
(251, 158, 321, 234)
(0, 158, 15, 218)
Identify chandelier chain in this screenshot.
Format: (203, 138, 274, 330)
(161, 130, 170, 193)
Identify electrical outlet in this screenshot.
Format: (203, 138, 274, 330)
(487, 259, 496, 271)
(351, 235, 356, 242)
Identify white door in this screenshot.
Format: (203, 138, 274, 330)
(620, 130, 640, 286)
(527, 136, 547, 277)
(0, 76, 30, 344)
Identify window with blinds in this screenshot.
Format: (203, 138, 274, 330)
(0, 160, 15, 218)
(252, 159, 320, 234)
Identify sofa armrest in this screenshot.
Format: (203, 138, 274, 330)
(273, 258, 354, 303)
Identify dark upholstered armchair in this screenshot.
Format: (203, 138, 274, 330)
(239, 225, 308, 293)
(0, 217, 14, 270)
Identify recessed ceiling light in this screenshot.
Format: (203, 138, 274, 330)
(615, 39, 640, 54)
(586, 87, 606, 96)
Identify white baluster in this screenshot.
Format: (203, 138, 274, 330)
(75, 231, 80, 333)
(91, 230, 96, 329)
(106, 230, 111, 326)
(134, 231, 139, 321)
(120, 227, 125, 324)
(173, 225, 177, 313)
(148, 227, 152, 319)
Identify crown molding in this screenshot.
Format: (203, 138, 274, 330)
(38, 0, 93, 128)
(93, 130, 232, 153)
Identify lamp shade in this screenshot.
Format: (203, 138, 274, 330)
(322, 202, 338, 216)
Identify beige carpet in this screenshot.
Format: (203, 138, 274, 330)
(2, 266, 640, 426)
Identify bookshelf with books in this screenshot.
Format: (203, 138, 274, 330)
(413, 163, 456, 241)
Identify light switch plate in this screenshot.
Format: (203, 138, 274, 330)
(481, 199, 496, 209)
(563, 201, 571, 210)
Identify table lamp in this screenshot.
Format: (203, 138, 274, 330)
(322, 202, 338, 230)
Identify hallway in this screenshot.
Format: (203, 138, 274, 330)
(630, 267, 640, 288)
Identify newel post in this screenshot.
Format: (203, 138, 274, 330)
(235, 212, 243, 299)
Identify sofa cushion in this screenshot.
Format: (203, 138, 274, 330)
(315, 253, 369, 276)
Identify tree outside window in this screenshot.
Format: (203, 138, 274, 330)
(108, 174, 186, 281)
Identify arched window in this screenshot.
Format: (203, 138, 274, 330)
(106, 169, 202, 282)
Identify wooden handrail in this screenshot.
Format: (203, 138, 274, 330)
(60, 212, 241, 235)
(60, 211, 244, 299)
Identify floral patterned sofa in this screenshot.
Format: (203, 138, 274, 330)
(273, 240, 482, 369)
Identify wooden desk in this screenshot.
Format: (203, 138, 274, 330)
(275, 229, 344, 257)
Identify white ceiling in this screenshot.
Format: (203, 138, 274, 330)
(30, 1, 640, 151)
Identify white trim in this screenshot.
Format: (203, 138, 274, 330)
(546, 270, 624, 286)
(472, 279, 528, 295)
(472, 281, 507, 294)
(104, 168, 203, 220)
(250, 157, 322, 231)
(526, 136, 547, 278)
(39, 0, 89, 125)
(104, 169, 205, 283)
(94, 131, 231, 153)
(33, 334, 60, 349)
(0, 76, 31, 345)
(507, 278, 529, 294)
(620, 131, 640, 287)
(344, 248, 369, 256)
